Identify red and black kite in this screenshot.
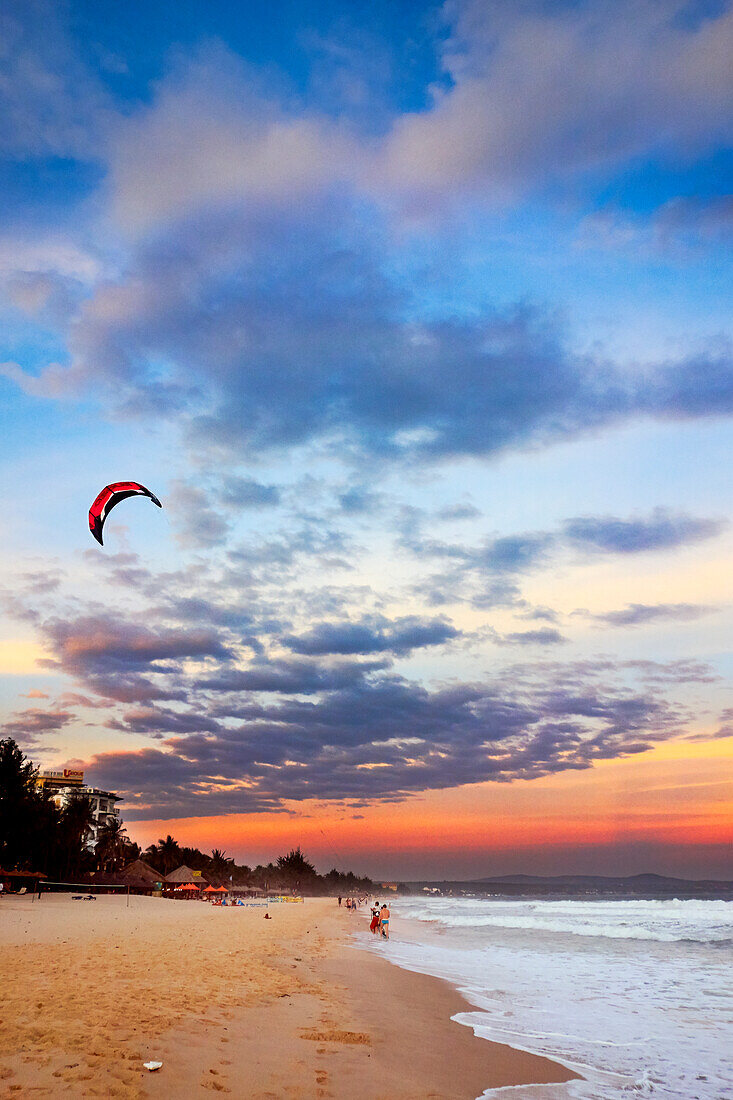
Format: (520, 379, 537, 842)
(88, 482, 162, 546)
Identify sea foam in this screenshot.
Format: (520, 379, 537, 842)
(360, 896, 733, 1099)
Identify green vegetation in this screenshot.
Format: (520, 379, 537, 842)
(0, 738, 372, 894)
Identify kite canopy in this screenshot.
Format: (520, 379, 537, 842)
(88, 481, 162, 546)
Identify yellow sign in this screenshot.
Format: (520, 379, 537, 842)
(39, 769, 84, 787)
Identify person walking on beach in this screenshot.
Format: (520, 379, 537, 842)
(369, 904, 379, 934)
(338, 895, 342, 907)
(380, 903, 390, 939)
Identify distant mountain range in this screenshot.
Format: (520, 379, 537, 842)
(477, 873, 728, 887)
(405, 872, 733, 897)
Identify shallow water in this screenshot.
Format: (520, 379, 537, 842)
(361, 897, 733, 1099)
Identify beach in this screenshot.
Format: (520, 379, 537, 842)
(0, 894, 577, 1099)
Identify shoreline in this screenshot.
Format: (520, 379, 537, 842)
(0, 895, 579, 1098)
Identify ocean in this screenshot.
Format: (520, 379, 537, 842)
(360, 896, 733, 1100)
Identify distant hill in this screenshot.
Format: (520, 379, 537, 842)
(405, 872, 733, 898)
(476, 873, 720, 887)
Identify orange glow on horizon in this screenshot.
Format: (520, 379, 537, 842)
(126, 735, 733, 875)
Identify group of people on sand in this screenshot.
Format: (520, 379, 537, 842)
(337, 895, 390, 938)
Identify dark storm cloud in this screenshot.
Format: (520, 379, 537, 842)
(582, 603, 717, 627)
(563, 509, 725, 554)
(283, 615, 460, 656)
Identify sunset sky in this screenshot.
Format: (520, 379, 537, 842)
(1, 0, 731, 880)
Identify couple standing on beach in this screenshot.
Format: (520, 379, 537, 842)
(370, 902, 390, 938)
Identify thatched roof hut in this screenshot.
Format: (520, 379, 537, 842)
(120, 859, 162, 886)
(165, 864, 208, 885)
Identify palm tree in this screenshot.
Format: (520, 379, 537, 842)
(276, 847, 317, 893)
(96, 817, 128, 872)
(157, 834, 181, 875)
(59, 791, 96, 880)
(124, 840, 142, 862)
(210, 848, 235, 883)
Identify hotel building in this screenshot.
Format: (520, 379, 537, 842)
(36, 770, 123, 850)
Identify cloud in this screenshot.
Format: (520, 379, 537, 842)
(480, 534, 554, 573)
(0, 1, 111, 160)
(198, 656, 390, 696)
(166, 480, 230, 549)
(516, 606, 560, 624)
(219, 476, 281, 508)
(283, 615, 461, 656)
(20, 688, 49, 699)
(576, 196, 733, 257)
(36, 614, 230, 702)
(498, 628, 567, 647)
(4, 144, 732, 468)
(8, 566, 710, 818)
(80, 657, 696, 819)
(582, 603, 717, 628)
(338, 486, 384, 514)
(41, 615, 230, 674)
(399, 507, 723, 610)
(563, 509, 725, 554)
(1, 704, 74, 747)
(381, 0, 733, 199)
(437, 502, 480, 521)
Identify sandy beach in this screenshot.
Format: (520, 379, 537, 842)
(0, 894, 578, 1098)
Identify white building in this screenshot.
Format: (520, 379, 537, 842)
(37, 770, 122, 851)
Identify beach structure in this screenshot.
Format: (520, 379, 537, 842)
(36, 769, 122, 851)
(165, 865, 208, 896)
(118, 859, 164, 894)
(0, 869, 47, 894)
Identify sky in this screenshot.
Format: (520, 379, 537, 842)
(0, 0, 731, 880)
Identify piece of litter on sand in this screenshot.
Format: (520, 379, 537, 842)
(143, 1061, 163, 1072)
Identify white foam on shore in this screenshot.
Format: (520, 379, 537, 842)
(359, 897, 733, 1100)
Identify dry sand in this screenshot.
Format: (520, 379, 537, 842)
(0, 894, 579, 1098)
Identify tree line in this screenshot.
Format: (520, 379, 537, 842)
(0, 738, 373, 894)
(141, 835, 373, 894)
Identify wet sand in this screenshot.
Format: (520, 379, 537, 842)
(0, 894, 579, 1098)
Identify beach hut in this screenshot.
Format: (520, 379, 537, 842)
(0, 869, 47, 895)
(118, 858, 163, 894)
(165, 864, 208, 884)
(164, 865, 206, 899)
